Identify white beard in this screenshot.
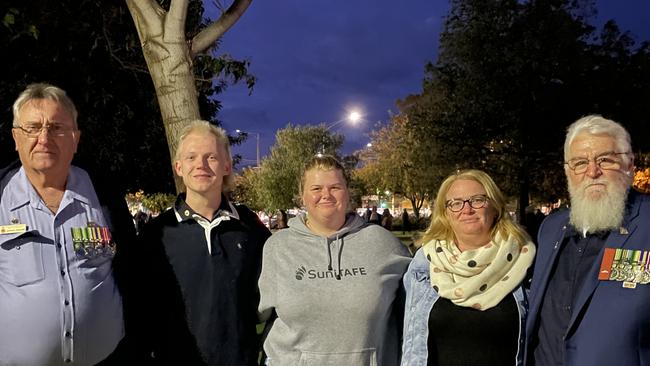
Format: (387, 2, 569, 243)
(568, 174, 631, 234)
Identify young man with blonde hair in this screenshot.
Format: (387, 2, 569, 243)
(126, 120, 270, 365)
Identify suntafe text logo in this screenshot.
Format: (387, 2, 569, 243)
(295, 265, 368, 280)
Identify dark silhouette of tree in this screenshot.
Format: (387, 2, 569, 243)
(0, 1, 253, 194)
(408, 0, 650, 224)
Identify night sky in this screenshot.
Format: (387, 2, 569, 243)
(211, 1, 650, 167)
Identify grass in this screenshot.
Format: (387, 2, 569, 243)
(391, 230, 421, 255)
(393, 231, 416, 244)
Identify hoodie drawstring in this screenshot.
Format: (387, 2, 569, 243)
(326, 235, 342, 280)
(335, 235, 343, 280)
(327, 239, 333, 272)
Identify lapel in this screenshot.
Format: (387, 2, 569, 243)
(565, 191, 641, 336)
(527, 213, 569, 336)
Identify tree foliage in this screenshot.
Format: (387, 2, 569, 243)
(0, 1, 253, 194)
(126, 190, 176, 214)
(356, 106, 450, 218)
(231, 166, 263, 211)
(125, 0, 255, 191)
(0, 1, 170, 193)
(410, 0, 650, 223)
(234, 125, 345, 212)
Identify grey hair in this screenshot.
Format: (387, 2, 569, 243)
(175, 120, 234, 192)
(564, 115, 632, 162)
(13, 83, 78, 128)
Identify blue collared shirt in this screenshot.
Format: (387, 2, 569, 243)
(0, 166, 123, 366)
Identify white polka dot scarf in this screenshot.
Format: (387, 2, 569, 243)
(422, 232, 535, 310)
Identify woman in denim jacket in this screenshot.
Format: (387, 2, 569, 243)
(401, 170, 535, 366)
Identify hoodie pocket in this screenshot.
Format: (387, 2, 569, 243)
(0, 231, 45, 286)
(298, 348, 377, 366)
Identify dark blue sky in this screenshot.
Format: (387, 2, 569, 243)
(212, 1, 650, 167)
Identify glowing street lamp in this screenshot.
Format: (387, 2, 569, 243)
(317, 110, 364, 155)
(349, 111, 361, 123)
(324, 110, 363, 131)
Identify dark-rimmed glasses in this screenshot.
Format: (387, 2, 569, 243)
(14, 122, 76, 138)
(565, 152, 630, 174)
(445, 194, 489, 212)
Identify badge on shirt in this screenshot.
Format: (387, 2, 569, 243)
(599, 247, 650, 287)
(71, 222, 116, 259)
(0, 223, 27, 234)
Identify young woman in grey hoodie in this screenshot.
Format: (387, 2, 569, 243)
(258, 155, 412, 366)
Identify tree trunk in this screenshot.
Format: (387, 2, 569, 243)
(125, 0, 252, 192)
(142, 42, 200, 191)
(409, 196, 421, 219)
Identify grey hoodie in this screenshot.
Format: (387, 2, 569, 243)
(259, 213, 411, 366)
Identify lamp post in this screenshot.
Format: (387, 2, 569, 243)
(318, 110, 363, 155)
(324, 110, 362, 131)
(235, 129, 260, 167)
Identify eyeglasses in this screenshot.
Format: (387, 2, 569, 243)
(565, 152, 630, 174)
(445, 195, 489, 212)
(14, 122, 76, 138)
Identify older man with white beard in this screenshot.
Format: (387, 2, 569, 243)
(524, 115, 650, 366)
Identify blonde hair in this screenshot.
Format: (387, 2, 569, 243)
(419, 169, 530, 246)
(299, 155, 348, 194)
(175, 120, 234, 192)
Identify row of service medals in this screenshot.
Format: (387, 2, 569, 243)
(70, 223, 115, 259)
(599, 247, 650, 287)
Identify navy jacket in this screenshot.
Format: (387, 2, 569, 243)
(126, 198, 270, 366)
(525, 190, 650, 366)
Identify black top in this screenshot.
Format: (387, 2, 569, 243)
(125, 194, 271, 366)
(531, 229, 608, 366)
(428, 294, 519, 366)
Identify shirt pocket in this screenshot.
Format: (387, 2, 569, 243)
(409, 271, 433, 307)
(298, 348, 377, 366)
(77, 254, 113, 282)
(0, 231, 45, 286)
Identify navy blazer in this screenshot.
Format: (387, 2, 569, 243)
(525, 190, 650, 366)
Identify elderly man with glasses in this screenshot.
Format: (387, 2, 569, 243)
(0, 83, 135, 366)
(525, 115, 650, 366)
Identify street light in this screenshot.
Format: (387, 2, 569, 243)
(235, 129, 260, 167)
(317, 110, 364, 155)
(349, 111, 361, 123)
(323, 110, 363, 131)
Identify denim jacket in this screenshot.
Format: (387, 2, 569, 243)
(401, 248, 528, 366)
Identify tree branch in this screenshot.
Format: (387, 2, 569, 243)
(102, 23, 150, 75)
(191, 0, 252, 56)
(166, 0, 189, 42)
(125, 0, 165, 42)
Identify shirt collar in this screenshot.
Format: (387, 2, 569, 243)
(3, 166, 91, 211)
(173, 193, 239, 223)
(567, 224, 610, 240)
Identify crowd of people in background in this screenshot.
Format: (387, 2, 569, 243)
(2, 82, 649, 366)
(360, 205, 414, 233)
